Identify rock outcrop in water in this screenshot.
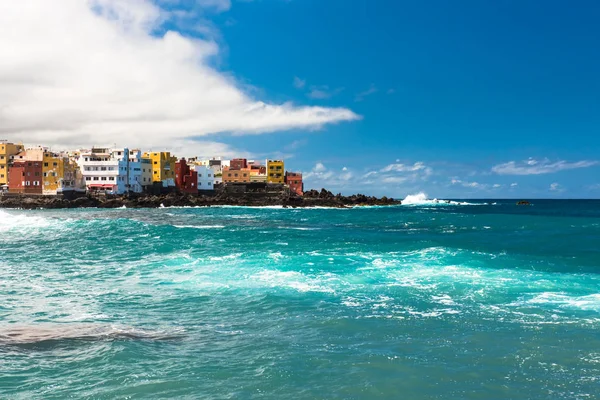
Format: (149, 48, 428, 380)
(0, 189, 399, 209)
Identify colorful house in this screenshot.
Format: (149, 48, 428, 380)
(8, 159, 43, 194)
(42, 152, 83, 195)
(222, 167, 252, 183)
(192, 165, 215, 191)
(230, 158, 248, 170)
(285, 172, 304, 196)
(174, 158, 198, 193)
(267, 159, 285, 184)
(77, 148, 144, 194)
(143, 151, 177, 187)
(0, 141, 25, 186)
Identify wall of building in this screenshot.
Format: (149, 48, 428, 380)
(193, 165, 215, 191)
(267, 160, 285, 184)
(8, 160, 43, 194)
(230, 158, 248, 170)
(143, 151, 176, 187)
(175, 159, 198, 194)
(222, 167, 252, 183)
(285, 172, 304, 196)
(0, 142, 24, 186)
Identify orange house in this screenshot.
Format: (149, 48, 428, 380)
(222, 167, 252, 183)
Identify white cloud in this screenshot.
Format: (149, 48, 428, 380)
(511, 183, 518, 187)
(303, 162, 354, 188)
(451, 179, 482, 189)
(355, 84, 378, 102)
(549, 182, 562, 192)
(492, 184, 501, 188)
(0, 0, 359, 154)
(293, 76, 306, 89)
(307, 85, 344, 99)
(380, 161, 431, 174)
(313, 162, 327, 172)
(492, 158, 598, 175)
(382, 176, 407, 184)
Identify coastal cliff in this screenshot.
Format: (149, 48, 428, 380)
(0, 189, 399, 209)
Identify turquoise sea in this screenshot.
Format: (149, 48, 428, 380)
(1, 199, 599, 399)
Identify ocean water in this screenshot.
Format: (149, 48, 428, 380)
(0, 198, 599, 399)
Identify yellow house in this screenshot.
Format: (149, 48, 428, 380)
(143, 152, 177, 185)
(267, 159, 285, 184)
(0, 141, 25, 186)
(42, 152, 63, 194)
(40, 151, 81, 195)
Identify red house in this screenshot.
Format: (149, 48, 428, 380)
(175, 158, 198, 194)
(285, 172, 303, 196)
(8, 160, 43, 194)
(230, 158, 248, 170)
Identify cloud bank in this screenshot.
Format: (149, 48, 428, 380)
(492, 158, 597, 175)
(0, 0, 359, 154)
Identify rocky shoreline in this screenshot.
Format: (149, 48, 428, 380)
(0, 189, 400, 210)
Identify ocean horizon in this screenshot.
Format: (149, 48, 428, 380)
(1, 198, 599, 399)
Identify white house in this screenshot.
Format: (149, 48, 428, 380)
(192, 165, 215, 191)
(77, 148, 144, 194)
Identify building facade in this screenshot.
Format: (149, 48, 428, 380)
(267, 159, 285, 184)
(230, 158, 248, 170)
(285, 172, 304, 196)
(193, 165, 215, 191)
(143, 152, 176, 187)
(43, 152, 83, 195)
(8, 159, 43, 194)
(77, 148, 143, 194)
(174, 158, 198, 194)
(222, 167, 252, 183)
(0, 141, 25, 186)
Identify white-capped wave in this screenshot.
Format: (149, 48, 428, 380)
(0, 209, 64, 233)
(401, 192, 483, 206)
(525, 293, 600, 312)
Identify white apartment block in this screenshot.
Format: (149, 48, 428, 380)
(192, 165, 215, 190)
(77, 148, 144, 194)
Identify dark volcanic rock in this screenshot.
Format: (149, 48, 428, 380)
(0, 188, 400, 209)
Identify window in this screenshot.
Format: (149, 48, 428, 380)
(44, 162, 48, 167)
(53, 162, 58, 167)
(43, 172, 47, 177)
(93, 177, 99, 181)
(198, 182, 201, 186)
(109, 177, 115, 181)
(85, 158, 89, 161)
(101, 177, 106, 181)
(154, 171, 158, 174)
(208, 182, 211, 185)
(101, 167, 107, 171)
(208, 174, 211, 177)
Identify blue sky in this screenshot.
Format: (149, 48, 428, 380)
(3, 0, 599, 198)
(158, 0, 600, 198)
